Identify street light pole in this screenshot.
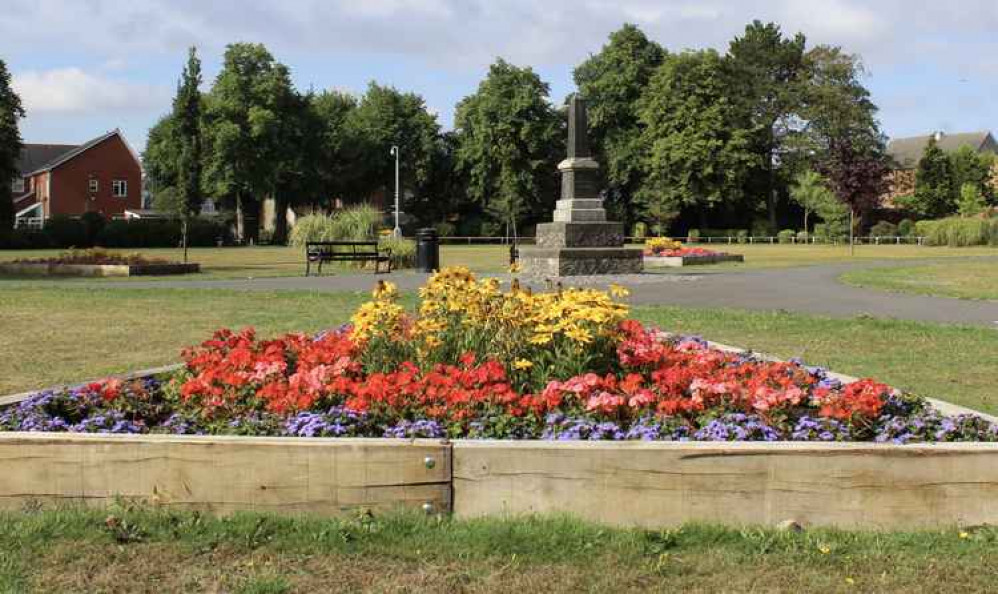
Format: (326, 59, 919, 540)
(390, 145, 401, 237)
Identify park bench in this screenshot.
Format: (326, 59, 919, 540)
(305, 241, 392, 276)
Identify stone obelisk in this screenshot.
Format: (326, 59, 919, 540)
(519, 94, 643, 276)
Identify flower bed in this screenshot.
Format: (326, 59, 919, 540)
(2, 268, 993, 443)
(642, 238, 743, 267)
(1, 248, 199, 277)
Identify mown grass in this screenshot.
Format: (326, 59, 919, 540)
(0, 506, 996, 593)
(840, 259, 998, 301)
(1, 285, 995, 414)
(0, 287, 370, 395)
(635, 307, 998, 414)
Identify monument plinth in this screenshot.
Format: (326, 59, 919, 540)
(520, 95, 643, 276)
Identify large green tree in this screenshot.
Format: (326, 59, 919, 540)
(910, 136, 956, 218)
(0, 59, 25, 231)
(637, 50, 757, 229)
(204, 43, 297, 242)
(454, 59, 561, 234)
(574, 24, 666, 227)
(349, 82, 440, 225)
(310, 90, 365, 207)
(950, 144, 994, 203)
(727, 21, 807, 231)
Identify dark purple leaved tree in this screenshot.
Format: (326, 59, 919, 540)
(820, 137, 889, 254)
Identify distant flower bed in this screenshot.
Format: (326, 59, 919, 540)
(2, 268, 993, 443)
(14, 248, 173, 267)
(644, 238, 724, 258)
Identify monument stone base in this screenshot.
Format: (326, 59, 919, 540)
(518, 246, 643, 277)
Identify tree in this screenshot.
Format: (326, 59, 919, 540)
(349, 82, 440, 225)
(142, 115, 180, 196)
(727, 20, 807, 231)
(957, 182, 986, 217)
(821, 137, 889, 253)
(912, 136, 956, 218)
(174, 46, 203, 261)
(574, 24, 666, 226)
(789, 170, 835, 236)
(950, 145, 993, 202)
(637, 50, 757, 229)
(454, 59, 561, 234)
(0, 59, 25, 231)
(310, 90, 365, 208)
(204, 43, 297, 242)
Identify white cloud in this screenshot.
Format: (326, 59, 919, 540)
(12, 68, 168, 115)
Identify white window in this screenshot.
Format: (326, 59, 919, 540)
(112, 179, 128, 198)
(88, 179, 99, 193)
(11, 177, 24, 193)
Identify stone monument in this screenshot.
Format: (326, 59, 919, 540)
(519, 95, 643, 276)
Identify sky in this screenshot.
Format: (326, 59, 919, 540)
(2, 0, 997, 153)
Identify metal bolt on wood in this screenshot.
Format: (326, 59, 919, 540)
(424, 456, 436, 469)
(422, 502, 435, 514)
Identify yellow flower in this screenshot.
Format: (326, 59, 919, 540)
(372, 280, 398, 301)
(845, 577, 855, 586)
(509, 262, 521, 273)
(528, 333, 553, 345)
(564, 326, 592, 344)
(513, 359, 534, 370)
(609, 283, 629, 298)
(959, 531, 970, 539)
(818, 545, 831, 555)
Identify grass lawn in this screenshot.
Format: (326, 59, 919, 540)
(1, 285, 995, 414)
(840, 259, 998, 301)
(1, 507, 996, 593)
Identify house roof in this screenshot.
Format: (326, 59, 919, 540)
(15, 144, 77, 175)
(887, 131, 994, 168)
(24, 129, 125, 176)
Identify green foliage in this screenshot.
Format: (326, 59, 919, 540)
(0, 59, 25, 230)
(152, 186, 182, 216)
(957, 183, 987, 217)
(637, 50, 756, 227)
(349, 82, 441, 215)
(97, 218, 230, 248)
(377, 235, 416, 269)
(574, 24, 666, 225)
(868, 221, 897, 238)
(454, 59, 561, 230)
(727, 20, 807, 227)
(777, 229, 795, 243)
(950, 145, 994, 202)
(174, 47, 204, 220)
(789, 170, 836, 233)
(917, 216, 992, 247)
(79, 212, 106, 246)
(434, 221, 456, 237)
(310, 90, 365, 204)
(897, 219, 915, 237)
(912, 136, 956, 218)
(686, 228, 700, 241)
(631, 222, 648, 239)
(288, 205, 382, 247)
(43, 215, 88, 248)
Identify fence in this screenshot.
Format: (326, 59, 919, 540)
(13, 217, 43, 230)
(433, 235, 926, 246)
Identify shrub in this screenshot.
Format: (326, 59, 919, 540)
(736, 229, 749, 243)
(777, 229, 796, 244)
(917, 217, 991, 247)
(79, 212, 106, 246)
(796, 230, 809, 243)
(686, 228, 700, 242)
(632, 222, 647, 240)
(43, 215, 88, 248)
(98, 219, 179, 248)
(289, 205, 383, 248)
(897, 219, 915, 237)
(813, 224, 830, 243)
(378, 236, 416, 269)
(869, 221, 898, 239)
(434, 221, 456, 237)
(0, 228, 51, 249)
(751, 219, 773, 237)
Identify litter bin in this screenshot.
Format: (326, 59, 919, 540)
(416, 228, 439, 273)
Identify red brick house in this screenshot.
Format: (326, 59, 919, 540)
(11, 129, 142, 227)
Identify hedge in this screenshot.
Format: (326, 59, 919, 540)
(0, 217, 232, 250)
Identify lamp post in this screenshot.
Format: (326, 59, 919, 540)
(390, 145, 401, 237)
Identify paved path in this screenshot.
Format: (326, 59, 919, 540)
(104, 259, 998, 328)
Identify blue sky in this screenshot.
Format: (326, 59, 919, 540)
(2, 0, 996, 152)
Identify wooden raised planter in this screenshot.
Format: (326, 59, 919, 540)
(644, 253, 744, 267)
(0, 262, 200, 277)
(0, 433, 450, 516)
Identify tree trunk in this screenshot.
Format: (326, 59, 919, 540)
(235, 193, 245, 244)
(273, 194, 289, 245)
(803, 211, 809, 241)
(849, 208, 855, 257)
(182, 217, 189, 264)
